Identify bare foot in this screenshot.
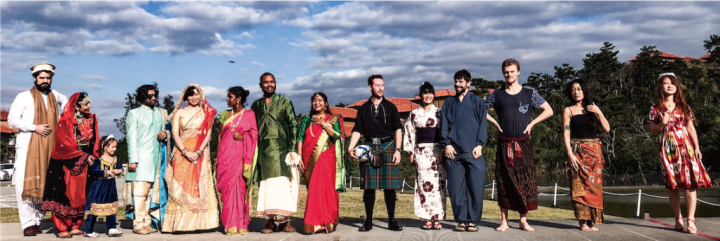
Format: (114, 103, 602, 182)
(496, 221, 510, 232)
(587, 222, 599, 232)
(581, 223, 592, 232)
(519, 221, 535, 232)
(57, 232, 72, 238)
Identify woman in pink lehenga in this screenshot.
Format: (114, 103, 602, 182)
(216, 87, 257, 236)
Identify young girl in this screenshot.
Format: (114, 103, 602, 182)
(649, 72, 712, 234)
(84, 135, 124, 237)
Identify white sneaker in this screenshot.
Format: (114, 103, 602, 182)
(84, 232, 99, 238)
(108, 228, 123, 237)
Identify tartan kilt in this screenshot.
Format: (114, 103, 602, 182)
(360, 142, 402, 190)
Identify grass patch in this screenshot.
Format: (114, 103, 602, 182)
(2, 187, 575, 223)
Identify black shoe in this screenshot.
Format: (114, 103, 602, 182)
(388, 219, 403, 231)
(23, 226, 36, 236)
(359, 220, 373, 232)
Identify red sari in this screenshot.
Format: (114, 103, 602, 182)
(300, 114, 343, 234)
(41, 93, 100, 233)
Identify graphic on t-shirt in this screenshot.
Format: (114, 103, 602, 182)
(519, 101, 529, 114)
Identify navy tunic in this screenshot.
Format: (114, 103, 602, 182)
(440, 93, 488, 160)
(85, 157, 121, 216)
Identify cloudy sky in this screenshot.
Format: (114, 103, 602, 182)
(2, 1, 719, 138)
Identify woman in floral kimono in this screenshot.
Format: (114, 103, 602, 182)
(216, 86, 257, 236)
(162, 84, 219, 232)
(41, 92, 100, 238)
(562, 79, 610, 232)
(402, 82, 446, 230)
(297, 92, 346, 234)
(649, 73, 712, 234)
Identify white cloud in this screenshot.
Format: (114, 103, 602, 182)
(79, 75, 108, 81)
(281, 1, 720, 110)
(251, 61, 265, 67)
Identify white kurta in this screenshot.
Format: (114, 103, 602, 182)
(7, 89, 67, 229)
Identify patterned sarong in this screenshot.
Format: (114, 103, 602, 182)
(496, 135, 537, 214)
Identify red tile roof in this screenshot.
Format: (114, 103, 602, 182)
(0, 110, 8, 121)
(329, 107, 357, 119)
(347, 98, 420, 113)
(700, 53, 711, 59)
(627, 51, 688, 62)
(411, 89, 457, 100)
(342, 126, 354, 137)
(682, 57, 699, 62)
(1, 125, 17, 134)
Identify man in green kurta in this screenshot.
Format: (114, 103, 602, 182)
(250, 72, 300, 234)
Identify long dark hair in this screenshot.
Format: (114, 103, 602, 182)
(228, 86, 250, 106)
(135, 83, 159, 105)
(565, 79, 599, 131)
(309, 92, 332, 116)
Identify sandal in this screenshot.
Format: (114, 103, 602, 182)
(433, 221, 442, 230)
(687, 219, 697, 234)
(454, 222, 466, 232)
(421, 221, 433, 230)
(674, 217, 685, 231)
(68, 229, 84, 236)
(467, 222, 479, 232)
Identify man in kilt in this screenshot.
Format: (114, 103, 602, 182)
(348, 74, 404, 232)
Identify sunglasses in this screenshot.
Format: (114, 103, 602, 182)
(148, 93, 159, 98)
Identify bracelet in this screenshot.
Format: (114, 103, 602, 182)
(181, 148, 188, 155)
(195, 149, 203, 156)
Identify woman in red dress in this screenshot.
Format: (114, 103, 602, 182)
(41, 92, 100, 238)
(649, 72, 712, 234)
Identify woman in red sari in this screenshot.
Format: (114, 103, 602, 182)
(297, 92, 346, 234)
(41, 92, 100, 238)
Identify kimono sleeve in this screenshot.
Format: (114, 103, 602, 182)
(402, 111, 416, 153)
(439, 99, 452, 147)
(476, 97, 488, 147)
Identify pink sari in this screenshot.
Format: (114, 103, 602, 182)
(217, 109, 257, 235)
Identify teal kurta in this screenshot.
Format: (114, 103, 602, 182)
(250, 93, 298, 181)
(125, 105, 168, 182)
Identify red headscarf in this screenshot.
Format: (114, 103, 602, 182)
(51, 92, 100, 160)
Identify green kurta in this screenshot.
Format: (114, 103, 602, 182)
(250, 93, 298, 181)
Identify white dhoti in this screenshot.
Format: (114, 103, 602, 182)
(12, 149, 46, 229)
(256, 166, 299, 220)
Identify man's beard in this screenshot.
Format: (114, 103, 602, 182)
(455, 86, 467, 95)
(35, 82, 51, 93)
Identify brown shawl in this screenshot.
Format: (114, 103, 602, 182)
(21, 86, 58, 203)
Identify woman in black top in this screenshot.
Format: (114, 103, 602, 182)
(562, 79, 610, 232)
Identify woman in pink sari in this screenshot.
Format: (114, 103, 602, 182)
(298, 92, 346, 234)
(216, 86, 257, 236)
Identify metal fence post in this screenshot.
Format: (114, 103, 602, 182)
(635, 189, 642, 218)
(349, 176, 353, 189)
(491, 180, 496, 200)
(401, 179, 405, 194)
(552, 183, 558, 208)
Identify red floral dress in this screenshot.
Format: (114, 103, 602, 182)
(649, 105, 712, 189)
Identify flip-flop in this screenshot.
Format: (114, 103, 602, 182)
(433, 222, 442, 230)
(454, 222, 466, 232)
(421, 221, 433, 230)
(467, 223, 479, 232)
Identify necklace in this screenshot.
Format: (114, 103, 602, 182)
(230, 108, 244, 131)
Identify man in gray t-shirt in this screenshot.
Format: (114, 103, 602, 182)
(486, 59, 553, 232)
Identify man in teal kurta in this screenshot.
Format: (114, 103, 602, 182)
(124, 84, 168, 234)
(250, 72, 300, 233)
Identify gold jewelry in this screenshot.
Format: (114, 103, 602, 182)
(181, 148, 188, 155)
(195, 149, 203, 156)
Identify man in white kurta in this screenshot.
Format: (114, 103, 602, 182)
(8, 63, 67, 236)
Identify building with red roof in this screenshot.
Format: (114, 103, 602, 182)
(627, 51, 708, 63)
(1, 110, 18, 163)
(347, 98, 420, 124)
(329, 107, 357, 137)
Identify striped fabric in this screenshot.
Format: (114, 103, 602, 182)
(360, 142, 402, 190)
